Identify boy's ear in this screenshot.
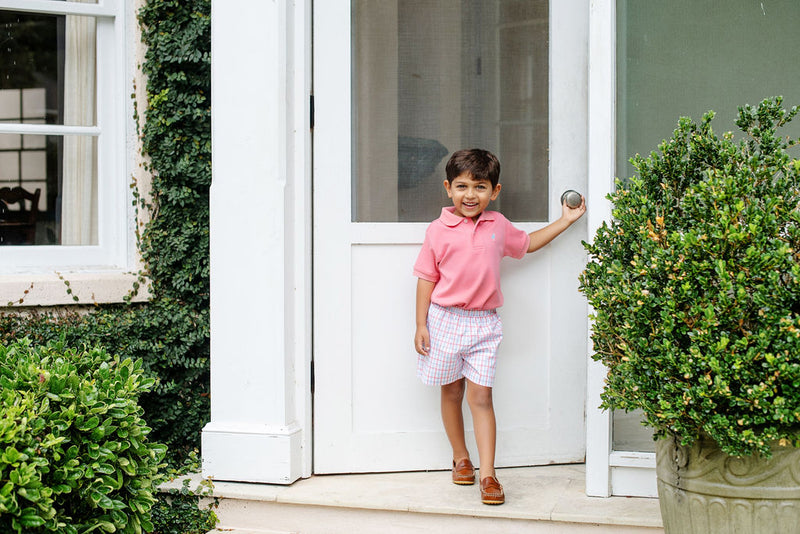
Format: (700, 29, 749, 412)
(491, 183, 502, 200)
(443, 179, 453, 198)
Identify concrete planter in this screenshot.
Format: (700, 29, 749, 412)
(656, 434, 800, 533)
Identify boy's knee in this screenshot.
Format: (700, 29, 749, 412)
(441, 379, 466, 402)
(466, 384, 493, 411)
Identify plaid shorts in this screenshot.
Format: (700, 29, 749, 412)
(417, 303, 503, 387)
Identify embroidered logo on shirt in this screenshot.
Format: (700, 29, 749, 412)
(491, 233, 496, 240)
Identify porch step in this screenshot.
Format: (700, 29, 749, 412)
(172, 464, 664, 534)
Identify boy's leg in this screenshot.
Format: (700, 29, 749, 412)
(466, 379, 496, 480)
(441, 378, 470, 462)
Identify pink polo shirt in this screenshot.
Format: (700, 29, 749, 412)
(413, 207, 531, 310)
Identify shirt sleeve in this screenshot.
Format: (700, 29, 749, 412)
(413, 226, 440, 282)
(503, 217, 530, 259)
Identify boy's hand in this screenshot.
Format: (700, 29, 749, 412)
(562, 194, 586, 223)
(415, 326, 430, 356)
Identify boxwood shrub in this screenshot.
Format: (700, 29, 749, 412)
(580, 97, 800, 457)
(0, 339, 166, 533)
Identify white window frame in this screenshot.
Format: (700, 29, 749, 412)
(585, 0, 657, 498)
(0, 1, 142, 305)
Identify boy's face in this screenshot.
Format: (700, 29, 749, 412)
(444, 172, 501, 221)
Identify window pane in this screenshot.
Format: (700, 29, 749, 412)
(612, 409, 655, 453)
(352, 0, 549, 223)
(616, 0, 800, 180)
(0, 133, 97, 246)
(0, 10, 97, 127)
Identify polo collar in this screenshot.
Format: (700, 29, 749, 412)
(439, 206, 496, 227)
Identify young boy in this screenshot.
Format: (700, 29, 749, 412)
(413, 148, 585, 505)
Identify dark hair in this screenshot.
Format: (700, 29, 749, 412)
(445, 149, 501, 187)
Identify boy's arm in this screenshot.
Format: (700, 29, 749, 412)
(527, 195, 586, 253)
(414, 278, 435, 356)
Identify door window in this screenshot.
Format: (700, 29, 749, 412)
(352, 1, 549, 223)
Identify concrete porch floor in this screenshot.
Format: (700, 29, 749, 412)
(167, 464, 664, 533)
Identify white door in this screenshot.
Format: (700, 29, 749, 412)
(314, 0, 589, 474)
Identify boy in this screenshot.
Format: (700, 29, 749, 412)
(413, 148, 585, 505)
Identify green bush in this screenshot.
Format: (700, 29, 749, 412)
(0, 339, 166, 533)
(0, 302, 210, 467)
(580, 97, 800, 457)
(150, 478, 217, 534)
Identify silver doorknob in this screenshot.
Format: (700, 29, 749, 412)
(560, 190, 582, 208)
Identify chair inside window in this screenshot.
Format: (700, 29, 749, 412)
(0, 186, 41, 245)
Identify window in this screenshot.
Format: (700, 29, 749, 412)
(616, 0, 800, 181)
(352, 1, 549, 223)
(0, 0, 130, 274)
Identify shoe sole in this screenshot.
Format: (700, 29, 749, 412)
(453, 479, 475, 485)
(481, 497, 505, 505)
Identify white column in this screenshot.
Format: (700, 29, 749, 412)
(585, 0, 615, 497)
(203, 0, 312, 484)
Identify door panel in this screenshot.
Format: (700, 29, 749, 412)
(314, 0, 588, 474)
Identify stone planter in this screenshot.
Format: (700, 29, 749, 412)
(656, 434, 800, 533)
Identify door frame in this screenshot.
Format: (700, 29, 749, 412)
(585, 0, 657, 498)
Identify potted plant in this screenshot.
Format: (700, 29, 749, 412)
(580, 97, 800, 533)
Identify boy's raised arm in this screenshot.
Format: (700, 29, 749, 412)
(415, 278, 435, 356)
(527, 196, 586, 253)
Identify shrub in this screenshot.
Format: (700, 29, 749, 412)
(150, 478, 217, 534)
(0, 303, 210, 468)
(580, 97, 800, 457)
(0, 339, 166, 533)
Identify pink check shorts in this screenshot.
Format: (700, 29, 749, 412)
(418, 303, 503, 387)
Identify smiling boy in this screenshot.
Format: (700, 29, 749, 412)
(413, 148, 585, 504)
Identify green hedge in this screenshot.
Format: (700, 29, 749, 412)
(0, 339, 166, 533)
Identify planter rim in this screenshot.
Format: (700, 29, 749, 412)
(656, 436, 800, 500)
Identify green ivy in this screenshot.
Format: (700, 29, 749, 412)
(150, 479, 218, 534)
(138, 0, 211, 309)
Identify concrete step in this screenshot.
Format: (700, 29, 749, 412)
(170, 465, 664, 534)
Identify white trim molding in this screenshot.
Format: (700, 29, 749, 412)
(585, 0, 658, 499)
(585, 0, 616, 498)
(610, 452, 658, 498)
(202, 422, 304, 484)
(0, 271, 147, 307)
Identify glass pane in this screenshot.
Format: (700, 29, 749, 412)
(0, 10, 97, 127)
(616, 0, 800, 180)
(612, 409, 655, 453)
(0, 134, 97, 246)
(353, 0, 549, 223)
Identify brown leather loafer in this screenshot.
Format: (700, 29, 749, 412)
(452, 458, 475, 485)
(480, 476, 504, 504)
